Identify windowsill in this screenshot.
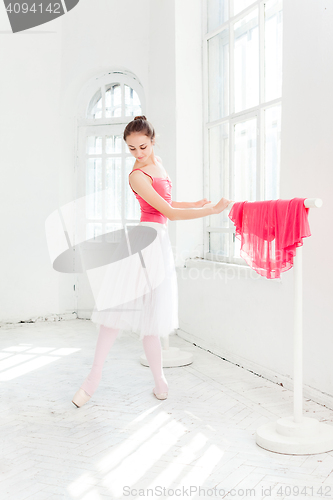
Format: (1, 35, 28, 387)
(184, 256, 248, 270)
(177, 257, 283, 282)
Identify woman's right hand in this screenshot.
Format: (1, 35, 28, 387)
(212, 197, 233, 214)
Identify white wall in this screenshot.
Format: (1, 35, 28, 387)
(177, 0, 333, 406)
(0, 0, 177, 323)
(2, 0, 332, 406)
(279, 0, 333, 397)
(147, 0, 177, 246)
(174, 0, 205, 266)
(58, 0, 150, 319)
(0, 10, 64, 322)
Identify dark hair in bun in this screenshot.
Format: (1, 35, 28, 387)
(123, 115, 155, 143)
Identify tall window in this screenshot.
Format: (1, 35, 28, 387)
(204, 0, 282, 264)
(77, 71, 145, 240)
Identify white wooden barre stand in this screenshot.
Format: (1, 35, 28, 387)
(227, 197, 333, 454)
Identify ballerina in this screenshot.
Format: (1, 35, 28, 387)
(72, 115, 231, 407)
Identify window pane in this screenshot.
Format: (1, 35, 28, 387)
(106, 135, 122, 154)
(208, 28, 229, 121)
(126, 157, 141, 220)
(105, 84, 121, 118)
(209, 123, 230, 228)
(265, 0, 283, 101)
(105, 223, 123, 237)
(87, 89, 102, 119)
(209, 232, 230, 260)
(233, 232, 241, 258)
(234, 9, 259, 113)
(207, 0, 228, 32)
(86, 136, 102, 155)
(264, 105, 281, 200)
(125, 84, 142, 117)
(234, 0, 256, 16)
(234, 117, 257, 201)
(86, 223, 103, 240)
(86, 158, 102, 218)
(106, 158, 122, 219)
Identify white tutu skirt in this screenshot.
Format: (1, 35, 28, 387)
(89, 221, 179, 340)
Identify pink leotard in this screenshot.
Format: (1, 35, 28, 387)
(128, 168, 172, 224)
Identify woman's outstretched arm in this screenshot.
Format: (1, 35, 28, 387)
(129, 171, 230, 220)
(170, 198, 230, 220)
(171, 201, 197, 208)
(171, 198, 211, 209)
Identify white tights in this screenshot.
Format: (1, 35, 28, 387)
(80, 324, 168, 397)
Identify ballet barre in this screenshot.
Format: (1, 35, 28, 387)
(226, 197, 333, 454)
(225, 197, 323, 211)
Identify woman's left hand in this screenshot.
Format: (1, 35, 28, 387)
(194, 198, 212, 208)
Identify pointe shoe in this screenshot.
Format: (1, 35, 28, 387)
(153, 388, 168, 400)
(72, 388, 91, 408)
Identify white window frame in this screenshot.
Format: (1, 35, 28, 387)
(203, 0, 282, 265)
(75, 69, 146, 236)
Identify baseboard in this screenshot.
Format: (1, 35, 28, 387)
(176, 328, 333, 413)
(0, 311, 78, 328)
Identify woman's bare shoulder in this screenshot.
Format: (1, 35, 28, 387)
(130, 157, 167, 179)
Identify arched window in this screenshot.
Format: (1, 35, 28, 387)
(76, 70, 145, 240)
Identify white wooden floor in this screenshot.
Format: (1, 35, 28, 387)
(1, 319, 333, 500)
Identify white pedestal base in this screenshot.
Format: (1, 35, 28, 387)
(256, 416, 333, 455)
(140, 346, 193, 368)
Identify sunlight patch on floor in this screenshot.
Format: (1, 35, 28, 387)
(0, 343, 80, 381)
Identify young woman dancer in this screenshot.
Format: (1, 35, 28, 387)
(72, 116, 231, 408)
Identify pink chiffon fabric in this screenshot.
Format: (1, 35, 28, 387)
(228, 198, 311, 279)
